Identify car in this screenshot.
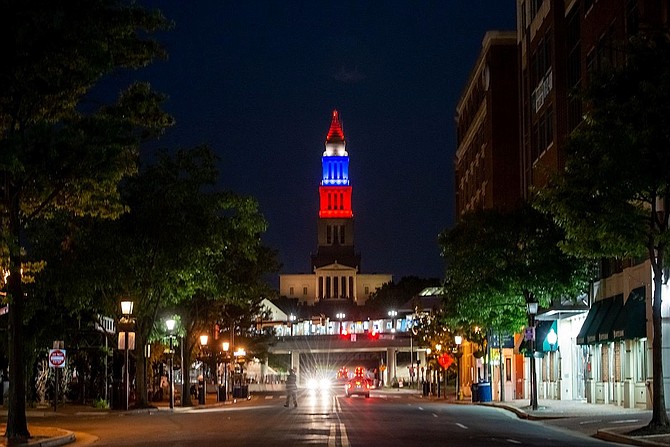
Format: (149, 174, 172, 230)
(306, 376, 332, 393)
(344, 376, 370, 398)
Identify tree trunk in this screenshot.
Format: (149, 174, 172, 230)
(4, 194, 30, 439)
(134, 331, 148, 408)
(650, 253, 670, 428)
(181, 337, 193, 406)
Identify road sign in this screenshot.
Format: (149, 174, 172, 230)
(49, 349, 66, 368)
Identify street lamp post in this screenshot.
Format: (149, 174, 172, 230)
(120, 300, 134, 411)
(165, 318, 176, 409)
(288, 314, 296, 336)
(336, 312, 345, 335)
(527, 301, 539, 410)
(454, 335, 463, 400)
(199, 334, 209, 405)
(222, 341, 230, 402)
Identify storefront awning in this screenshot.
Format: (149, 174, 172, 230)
(576, 299, 603, 345)
(576, 296, 619, 345)
(596, 294, 624, 343)
(611, 286, 647, 341)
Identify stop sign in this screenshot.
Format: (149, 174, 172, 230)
(437, 353, 454, 369)
(49, 349, 66, 368)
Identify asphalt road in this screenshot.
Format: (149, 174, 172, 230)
(26, 391, 624, 447)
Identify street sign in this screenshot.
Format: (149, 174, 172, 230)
(524, 327, 535, 341)
(49, 349, 66, 368)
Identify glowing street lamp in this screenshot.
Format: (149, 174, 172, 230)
(165, 318, 176, 409)
(119, 300, 135, 411)
(526, 301, 539, 410)
(454, 335, 463, 400)
(199, 334, 209, 404)
(222, 342, 230, 402)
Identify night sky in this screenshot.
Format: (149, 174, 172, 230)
(127, 1, 517, 282)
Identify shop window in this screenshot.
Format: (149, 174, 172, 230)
(601, 344, 609, 382)
(637, 339, 648, 382)
(614, 343, 622, 382)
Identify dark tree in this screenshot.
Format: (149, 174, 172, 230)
(0, 0, 172, 438)
(537, 33, 670, 432)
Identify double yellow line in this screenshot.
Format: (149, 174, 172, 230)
(329, 396, 349, 447)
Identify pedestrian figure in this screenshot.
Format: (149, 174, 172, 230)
(284, 368, 298, 408)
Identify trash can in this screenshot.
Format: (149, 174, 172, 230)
(478, 381, 492, 402)
(240, 384, 249, 399)
(112, 381, 124, 410)
(218, 385, 226, 402)
(198, 379, 205, 404)
(422, 382, 430, 396)
(471, 383, 479, 402)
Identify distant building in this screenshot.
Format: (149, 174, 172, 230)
(279, 110, 392, 311)
(455, 30, 522, 217)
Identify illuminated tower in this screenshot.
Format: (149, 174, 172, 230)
(312, 110, 361, 294)
(279, 110, 391, 308)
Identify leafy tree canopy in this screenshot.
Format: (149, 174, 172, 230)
(439, 206, 593, 335)
(535, 32, 670, 431)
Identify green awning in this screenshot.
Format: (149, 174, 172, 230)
(585, 297, 614, 344)
(577, 299, 603, 345)
(612, 286, 647, 341)
(596, 294, 624, 343)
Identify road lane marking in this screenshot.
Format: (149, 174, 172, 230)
(328, 422, 350, 447)
(432, 413, 438, 418)
(328, 424, 336, 447)
(340, 423, 350, 447)
(612, 419, 640, 424)
(455, 423, 468, 430)
(580, 420, 603, 425)
(506, 439, 522, 444)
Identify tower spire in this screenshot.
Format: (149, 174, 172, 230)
(326, 109, 345, 144)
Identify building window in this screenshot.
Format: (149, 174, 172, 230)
(637, 339, 648, 381)
(303, 287, 308, 296)
(364, 286, 370, 295)
(327, 225, 332, 244)
(601, 344, 610, 382)
(340, 225, 345, 244)
(289, 287, 294, 296)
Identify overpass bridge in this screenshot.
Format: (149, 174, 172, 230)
(265, 333, 427, 385)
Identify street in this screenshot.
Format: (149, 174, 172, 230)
(16, 390, 627, 447)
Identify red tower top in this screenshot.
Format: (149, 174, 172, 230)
(326, 109, 345, 144)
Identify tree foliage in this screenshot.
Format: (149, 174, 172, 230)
(0, 0, 172, 438)
(536, 32, 670, 431)
(438, 206, 593, 336)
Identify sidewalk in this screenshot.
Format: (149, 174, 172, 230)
(417, 391, 670, 447)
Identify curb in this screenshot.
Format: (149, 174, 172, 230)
(595, 428, 670, 447)
(34, 431, 75, 447)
